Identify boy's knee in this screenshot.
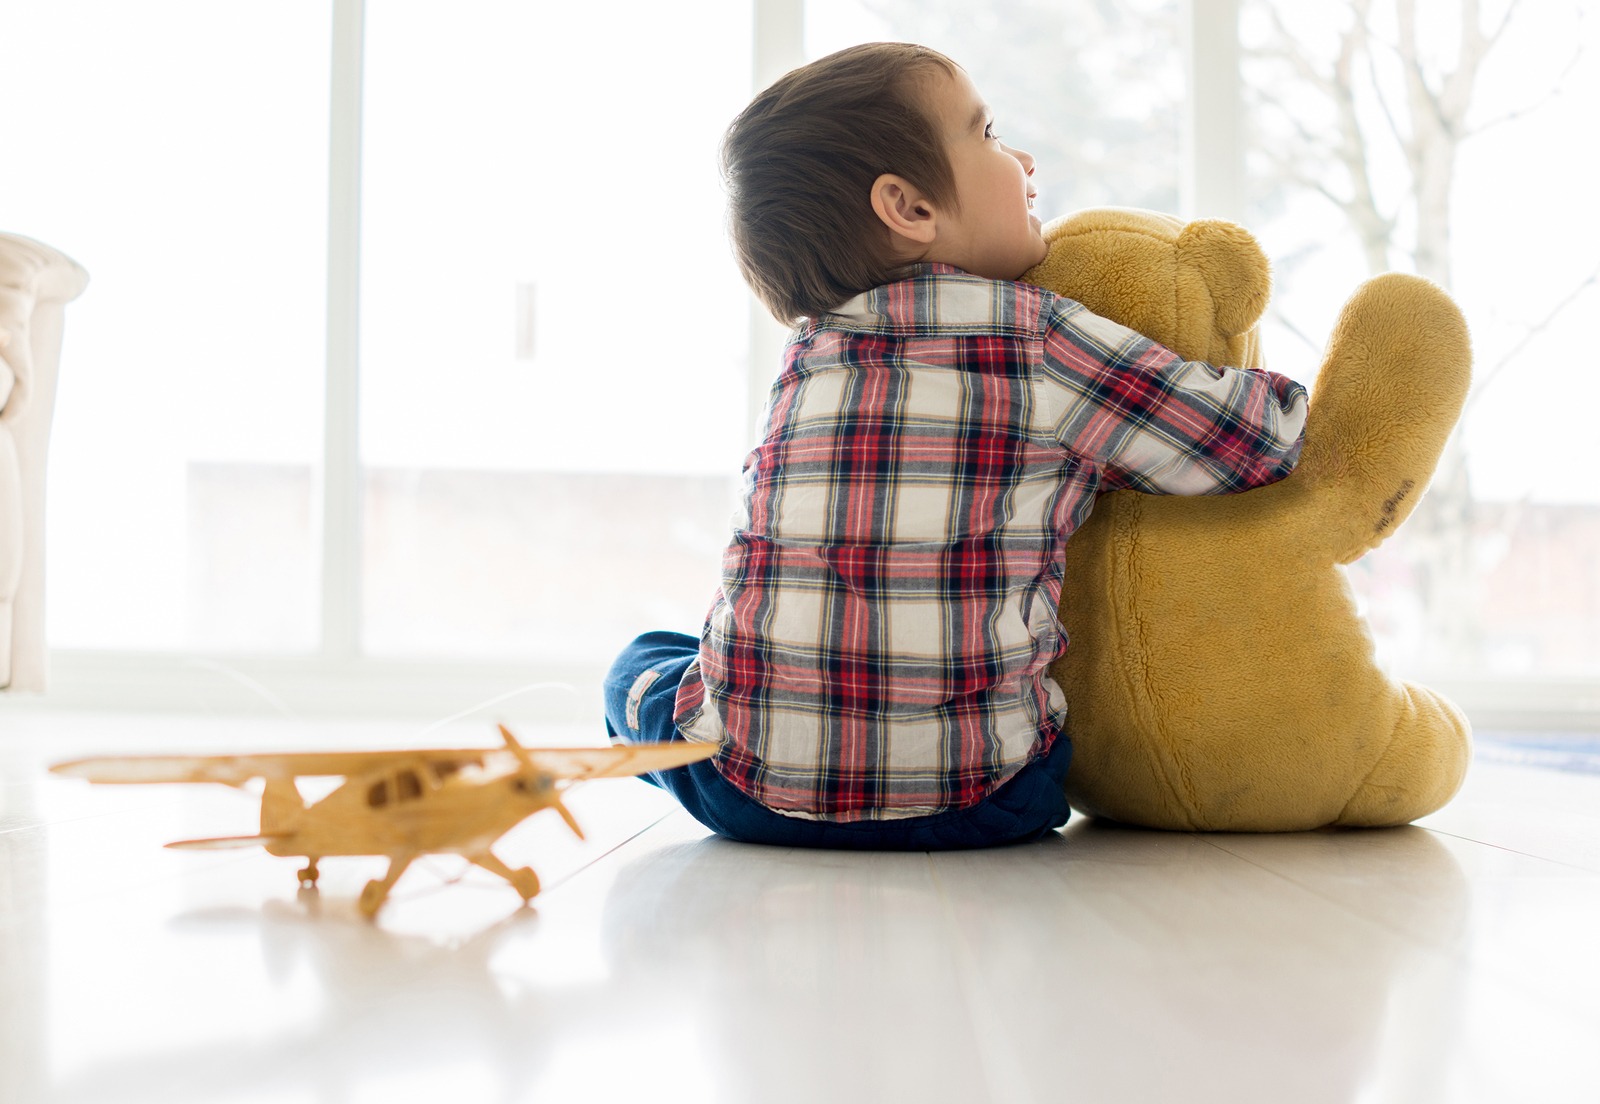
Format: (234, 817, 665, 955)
(603, 631, 699, 741)
(606, 631, 679, 690)
(621, 667, 669, 738)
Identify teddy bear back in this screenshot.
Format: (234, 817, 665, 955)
(1024, 208, 1473, 830)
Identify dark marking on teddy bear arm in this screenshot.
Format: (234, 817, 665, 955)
(1373, 479, 1417, 533)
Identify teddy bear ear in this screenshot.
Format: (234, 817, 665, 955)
(1176, 220, 1272, 338)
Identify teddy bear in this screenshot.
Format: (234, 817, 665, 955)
(1021, 207, 1473, 831)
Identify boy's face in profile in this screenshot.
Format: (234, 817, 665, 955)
(910, 65, 1048, 281)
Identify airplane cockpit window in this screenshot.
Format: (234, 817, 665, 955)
(365, 770, 424, 809)
(397, 769, 423, 802)
(433, 761, 465, 783)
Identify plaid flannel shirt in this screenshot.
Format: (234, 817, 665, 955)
(675, 264, 1308, 821)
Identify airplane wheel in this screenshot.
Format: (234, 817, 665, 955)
(511, 867, 541, 902)
(358, 879, 387, 918)
(297, 861, 320, 887)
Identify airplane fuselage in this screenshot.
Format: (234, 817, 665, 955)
(264, 770, 546, 859)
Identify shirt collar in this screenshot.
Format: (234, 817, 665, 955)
(827, 262, 970, 326)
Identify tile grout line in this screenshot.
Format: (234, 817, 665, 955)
(1192, 833, 1442, 945)
(535, 809, 680, 897)
(1195, 831, 1600, 1026)
(925, 854, 1046, 1104)
(1415, 824, 1600, 876)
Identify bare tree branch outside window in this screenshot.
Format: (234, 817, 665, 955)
(1244, 0, 1597, 674)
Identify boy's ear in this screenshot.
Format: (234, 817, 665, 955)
(870, 173, 939, 246)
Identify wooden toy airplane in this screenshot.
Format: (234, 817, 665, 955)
(50, 724, 717, 918)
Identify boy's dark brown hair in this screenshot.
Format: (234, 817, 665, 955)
(721, 42, 959, 325)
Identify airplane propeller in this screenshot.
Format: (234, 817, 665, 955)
(498, 724, 586, 840)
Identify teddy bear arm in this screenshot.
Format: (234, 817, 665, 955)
(1292, 273, 1471, 565)
(1334, 681, 1472, 827)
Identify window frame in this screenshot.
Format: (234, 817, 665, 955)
(18, 0, 1598, 730)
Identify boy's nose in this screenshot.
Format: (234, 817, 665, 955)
(1007, 143, 1036, 175)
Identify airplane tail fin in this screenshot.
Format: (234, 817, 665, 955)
(260, 778, 306, 836)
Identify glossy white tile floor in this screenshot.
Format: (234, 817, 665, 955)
(4, 711, 1600, 1104)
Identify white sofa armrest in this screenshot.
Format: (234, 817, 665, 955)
(1, 232, 89, 691)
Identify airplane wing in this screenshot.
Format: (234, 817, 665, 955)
(52, 733, 718, 787)
(49, 748, 508, 786)
(165, 835, 283, 851)
(519, 741, 720, 781)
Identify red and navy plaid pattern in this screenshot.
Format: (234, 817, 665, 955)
(676, 264, 1307, 821)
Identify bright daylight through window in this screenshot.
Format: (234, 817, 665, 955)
(1, 0, 1596, 709)
(356, 0, 752, 662)
(2, 1, 330, 653)
(1240, 0, 1600, 678)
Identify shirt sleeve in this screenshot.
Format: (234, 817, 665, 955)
(1040, 296, 1308, 495)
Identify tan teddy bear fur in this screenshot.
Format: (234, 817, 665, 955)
(1022, 207, 1473, 831)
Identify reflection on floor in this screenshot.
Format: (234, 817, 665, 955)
(3, 711, 1599, 1104)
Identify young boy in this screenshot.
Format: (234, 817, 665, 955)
(603, 42, 1308, 849)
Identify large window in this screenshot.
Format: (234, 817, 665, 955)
(4, 0, 1596, 718)
(1, 1, 330, 653)
(355, 0, 751, 661)
(1240, 0, 1600, 679)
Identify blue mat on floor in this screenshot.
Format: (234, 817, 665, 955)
(1473, 732, 1600, 775)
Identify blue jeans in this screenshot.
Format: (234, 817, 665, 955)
(602, 631, 1072, 850)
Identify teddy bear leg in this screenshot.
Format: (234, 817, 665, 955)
(1336, 683, 1472, 827)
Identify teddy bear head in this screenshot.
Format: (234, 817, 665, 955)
(1024, 206, 1271, 378)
